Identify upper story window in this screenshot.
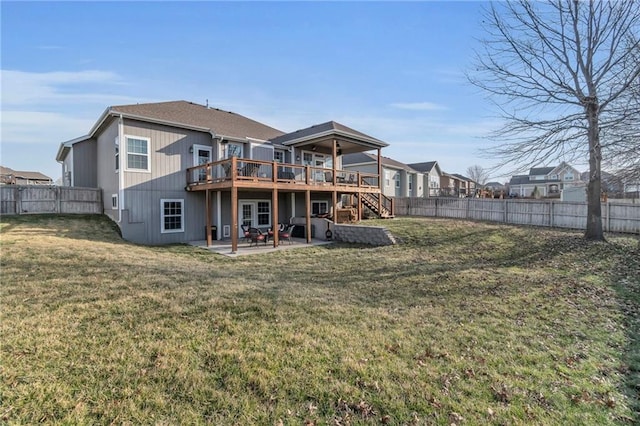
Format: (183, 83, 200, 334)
(115, 137, 120, 172)
(395, 174, 401, 188)
(125, 136, 150, 171)
(385, 171, 390, 187)
(564, 172, 574, 181)
(408, 175, 413, 190)
(226, 142, 243, 158)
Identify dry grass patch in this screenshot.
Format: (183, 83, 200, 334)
(1, 214, 638, 424)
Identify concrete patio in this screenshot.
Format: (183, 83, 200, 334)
(189, 237, 334, 257)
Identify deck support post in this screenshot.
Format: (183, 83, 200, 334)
(205, 189, 212, 246)
(305, 190, 311, 243)
(272, 188, 279, 247)
(377, 148, 383, 217)
(231, 186, 238, 253)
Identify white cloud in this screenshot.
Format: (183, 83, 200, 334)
(389, 101, 448, 111)
(1, 111, 95, 144)
(0, 69, 138, 106)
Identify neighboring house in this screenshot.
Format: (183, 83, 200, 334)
(451, 173, 476, 196)
(483, 181, 506, 197)
(0, 166, 53, 185)
(440, 172, 469, 197)
(508, 162, 584, 197)
(56, 101, 391, 250)
(407, 161, 442, 197)
(342, 153, 423, 198)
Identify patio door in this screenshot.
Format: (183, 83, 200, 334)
(192, 145, 212, 182)
(238, 200, 271, 237)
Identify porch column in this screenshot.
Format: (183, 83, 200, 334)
(231, 186, 238, 253)
(272, 188, 279, 247)
(357, 192, 362, 221)
(377, 148, 383, 216)
(332, 190, 338, 224)
(305, 189, 311, 243)
(205, 189, 212, 246)
(332, 139, 337, 185)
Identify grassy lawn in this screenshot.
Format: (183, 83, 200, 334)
(1, 214, 639, 425)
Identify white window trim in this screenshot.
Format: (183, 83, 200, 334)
(226, 142, 244, 158)
(161, 198, 184, 234)
(115, 136, 120, 173)
(311, 200, 329, 215)
(111, 194, 118, 210)
(238, 199, 272, 231)
(124, 135, 151, 173)
(274, 149, 285, 163)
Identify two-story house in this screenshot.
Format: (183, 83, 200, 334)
(407, 161, 442, 197)
(56, 101, 392, 252)
(342, 153, 423, 198)
(440, 172, 470, 197)
(508, 162, 583, 197)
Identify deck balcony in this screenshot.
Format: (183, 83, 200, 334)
(186, 157, 381, 193)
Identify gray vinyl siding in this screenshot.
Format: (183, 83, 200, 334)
(96, 120, 120, 221)
(117, 119, 213, 245)
(72, 139, 97, 187)
(118, 190, 205, 245)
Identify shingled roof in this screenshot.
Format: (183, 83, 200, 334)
(111, 101, 285, 141)
(342, 153, 417, 172)
(270, 121, 387, 146)
(408, 161, 438, 173)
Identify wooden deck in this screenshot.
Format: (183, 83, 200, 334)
(186, 157, 381, 193)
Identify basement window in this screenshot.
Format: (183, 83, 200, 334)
(161, 199, 184, 233)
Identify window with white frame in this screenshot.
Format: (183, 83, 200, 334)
(385, 171, 390, 187)
(115, 137, 120, 172)
(408, 175, 413, 191)
(395, 174, 401, 188)
(226, 142, 243, 158)
(125, 136, 150, 171)
(257, 201, 270, 226)
(274, 150, 285, 163)
(312, 200, 329, 215)
(161, 199, 184, 233)
(111, 194, 118, 209)
(564, 172, 574, 181)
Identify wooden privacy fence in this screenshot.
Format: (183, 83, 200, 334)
(0, 186, 103, 215)
(394, 197, 640, 234)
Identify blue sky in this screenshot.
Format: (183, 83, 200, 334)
(1, 1, 506, 182)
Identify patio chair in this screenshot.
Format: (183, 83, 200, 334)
(240, 224, 251, 242)
(248, 227, 267, 246)
(278, 224, 295, 245)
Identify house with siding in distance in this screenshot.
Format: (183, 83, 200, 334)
(508, 162, 583, 197)
(0, 166, 53, 185)
(407, 161, 442, 197)
(342, 153, 423, 198)
(440, 172, 470, 197)
(55, 101, 392, 251)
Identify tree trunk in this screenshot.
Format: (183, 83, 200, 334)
(584, 99, 605, 241)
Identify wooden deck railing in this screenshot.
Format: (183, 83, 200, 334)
(186, 157, 380, 189)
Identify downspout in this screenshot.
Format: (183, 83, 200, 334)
(118, 114, 124, 223)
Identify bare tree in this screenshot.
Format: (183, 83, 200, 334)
(469, 0, 640, 240)
(466, 165, 490, 186)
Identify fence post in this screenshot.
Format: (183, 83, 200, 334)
(466, 198, 470, 219)
(549, 200, 554, 228)
(16, 187, 22, 215)
(57, 186, 62, 213)
(435, 198, 439, 217)
(607, 201, 611, 232)
(503, 199, 508, 223)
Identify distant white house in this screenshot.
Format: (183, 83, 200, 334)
(508, 162, 584, 197)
